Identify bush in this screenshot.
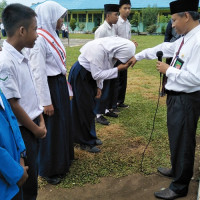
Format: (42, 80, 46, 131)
(92, 26, 98, 33)
(161, 25, 166, 35)
(70, 18, 76, 32)
(142, 5, 159, 28)
(146, 24, 157, 34)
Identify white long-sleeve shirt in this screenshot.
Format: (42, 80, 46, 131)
(29, 36, 64, 106)
(95, 21, 116, 39)
(135, 25, 200, 93)
(114, 16, 131, 40)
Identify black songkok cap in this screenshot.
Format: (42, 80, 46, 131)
(104, 4, 120, 12)
(170, 0, 199, 15)
(119, 0, 131, 7)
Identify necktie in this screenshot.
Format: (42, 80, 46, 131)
(161, 38, 184, 96)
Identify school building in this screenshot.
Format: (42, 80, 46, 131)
(31, 0, 200, 33)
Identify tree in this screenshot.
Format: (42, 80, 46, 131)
(142, 5, 159, 30)
(70, 18, 76, 32)
(130, 11, 140, 34)
(0, 0, 7, 17)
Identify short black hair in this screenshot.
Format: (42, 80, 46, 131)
(2, 3, 37, 37)
(178, 11, 199, 21)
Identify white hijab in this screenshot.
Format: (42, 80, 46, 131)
(35, 1, 67, 73)
(80, 36, 136, 67)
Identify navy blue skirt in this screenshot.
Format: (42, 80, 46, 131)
(68, 61, 97, 146)
(38, 74, 74, 177)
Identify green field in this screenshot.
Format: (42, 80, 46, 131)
(41, 34, 200, 188)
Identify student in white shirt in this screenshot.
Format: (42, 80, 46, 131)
(131, 0, 200, 199)
(68, 36, 136, 153)
(29, 1, 74, 185)
(114, 0, 132, 108)
(0, 4, 47, 200)
(94, 4, 119, 126)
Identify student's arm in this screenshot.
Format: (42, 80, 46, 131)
(29, 37, 54, 116)
(8, 98, 46, 138)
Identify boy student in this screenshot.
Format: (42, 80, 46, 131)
(0, 4, 47, 200)
(114, 0, 132, 108)
(131, 0, 200, 198)
(0, 90, 28, 200)
(94, 4, 119, 126)
(29, 1, 74, 185)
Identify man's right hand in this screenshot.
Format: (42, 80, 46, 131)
(17, 166, 29, 187)
(43, 104, 54, 116)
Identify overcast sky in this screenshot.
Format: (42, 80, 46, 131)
(6, 0, 44, 6)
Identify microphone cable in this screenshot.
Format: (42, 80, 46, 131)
(140, 72, 162, 174)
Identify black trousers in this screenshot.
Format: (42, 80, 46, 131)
(118, 65, 127, 105)
(166, 91, 200, 195)
(20, 118, 39, 200)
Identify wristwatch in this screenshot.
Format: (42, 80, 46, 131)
(20, 150, 27, 159)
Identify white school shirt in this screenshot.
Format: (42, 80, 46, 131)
(78, 44, 118, 89)
(0, 41, 43, 125)
(135, 25, 200, 93)
(95, 21, 116, 39)
(114, 16, 131, 40)
(29, 36, 64, 106)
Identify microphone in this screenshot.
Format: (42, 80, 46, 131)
(156, 51, 163, 62)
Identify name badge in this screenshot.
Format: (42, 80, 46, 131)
(173, 57, 184, 70)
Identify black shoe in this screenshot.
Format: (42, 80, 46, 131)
(117, 103, 129, 108)
(43, 176, 61, 185)
(157, 167, 172, 177)
(112, 108, 120, 113)
(154, 188, 186, 199)
(104, 110, 118, 118)
(80, 145, 101, 153)
(96, 116, 110, 125)
(96, 139, 103, 145)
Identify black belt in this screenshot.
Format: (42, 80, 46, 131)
(166, 90, 200, 95)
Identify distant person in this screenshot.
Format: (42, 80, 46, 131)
(68, 37, 136, 153)
(61, 23, 69, 38)
(0, 4, 47, 200)
(1, 23, 6, 37)
(94, 4, 119, 126)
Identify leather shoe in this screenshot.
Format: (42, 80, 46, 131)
(157, 167, 172, 177)
(154, 188, 186, 199)
(104, 110, 118, 118)
(96, 139, 103, 145)
(96, 115, 110, 125)
(80, 145, 101, 153)
(43, 176, 61, 185)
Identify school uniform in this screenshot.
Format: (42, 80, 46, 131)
(0, 90, 25, 200)
(135, 24, 200, 195)
(94, 20, 117, 117)
(115, 15, 131, 105)
(29, 1, 74, 180)
(0, 41, 43, 200)
(68, 37, 135, 147)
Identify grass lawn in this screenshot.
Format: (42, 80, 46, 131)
(42, 34, 200, 188)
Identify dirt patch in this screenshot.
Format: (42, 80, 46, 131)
(127, 69, 166, 105)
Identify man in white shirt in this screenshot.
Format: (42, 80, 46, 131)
(94, 4, 119, 126)
(114, 0, 132, 109)
(131, 0, 200, 199)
